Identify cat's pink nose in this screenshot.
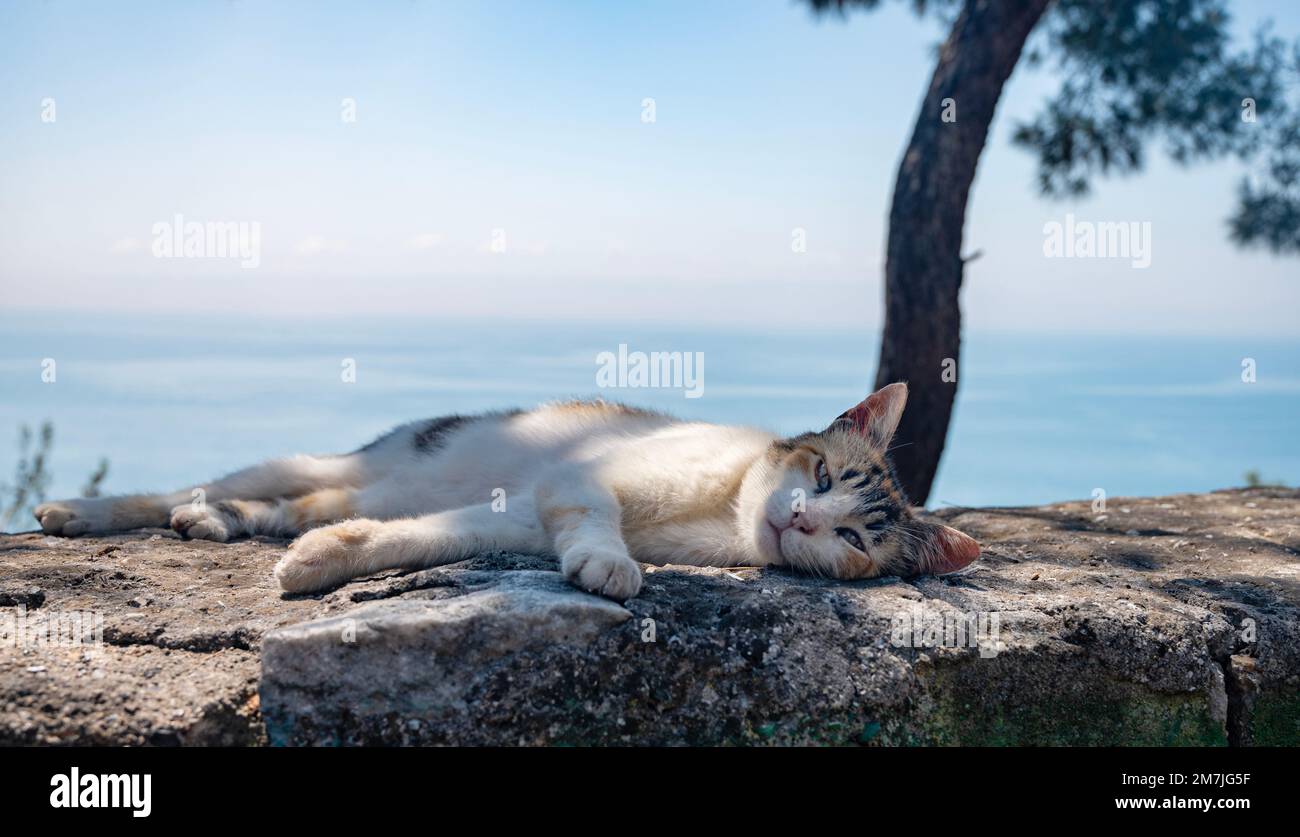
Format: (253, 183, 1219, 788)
(790, 510, 817, 535)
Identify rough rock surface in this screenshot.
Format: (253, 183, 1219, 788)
(2, 488, 1297, 745)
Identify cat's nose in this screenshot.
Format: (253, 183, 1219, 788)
(790, 510, 817, 535)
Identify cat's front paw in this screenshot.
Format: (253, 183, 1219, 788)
(34, 499, 111, 536)
(170, 504, 232, 542)
(561, 545, 643, 601)
(274, 520, 379, 594)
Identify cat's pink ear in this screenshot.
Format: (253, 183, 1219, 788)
(914, 522, 981, 575)
(835, 382, 908, 449)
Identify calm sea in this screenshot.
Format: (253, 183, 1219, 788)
(1, 310, 1296, 518)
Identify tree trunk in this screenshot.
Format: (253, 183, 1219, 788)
(878, 0, 1051, 504)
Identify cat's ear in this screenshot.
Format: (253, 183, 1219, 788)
(910, 520, 981, 575)
(834, 382, 907, 449)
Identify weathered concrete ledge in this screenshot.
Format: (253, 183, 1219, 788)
(2, 488, 1297, 745)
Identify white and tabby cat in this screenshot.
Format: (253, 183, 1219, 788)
(32, 383, 978, 600)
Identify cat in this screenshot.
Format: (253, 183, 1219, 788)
(32, 382, 979, 600)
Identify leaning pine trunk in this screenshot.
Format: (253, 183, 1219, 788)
(878, 0, 1051, 504)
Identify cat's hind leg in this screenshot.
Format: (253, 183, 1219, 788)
(273, 499, 548, 594)
(169, 487, 357, 542)
(183, 465, 469, 544)
(34, 453, 367, 537)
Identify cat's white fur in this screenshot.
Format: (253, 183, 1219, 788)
(32, 384, 979, 600)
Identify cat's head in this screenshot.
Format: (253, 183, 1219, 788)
(749, 382, 979, 579)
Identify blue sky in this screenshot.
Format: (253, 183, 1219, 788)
(2, 0, 1297, 335)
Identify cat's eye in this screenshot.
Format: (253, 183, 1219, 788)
(814, 458, 831, 493)
(836, 527, 865, 552)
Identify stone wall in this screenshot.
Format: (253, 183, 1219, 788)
(2, 488, 1297, 745)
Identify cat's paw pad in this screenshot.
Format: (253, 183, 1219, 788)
(34, 500, 106, 536)
(274, 520, 377, 593)
(562, 546, 643, 601)
(169, 504, 231, 542)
